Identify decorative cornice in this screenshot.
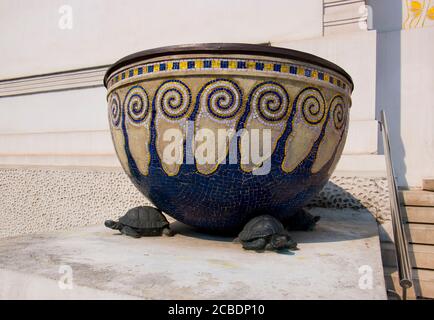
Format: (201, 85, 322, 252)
(323, 0, 368, 31)
(0, 66, 108, 98)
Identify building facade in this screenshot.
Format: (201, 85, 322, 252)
(0, 0, 433, 237)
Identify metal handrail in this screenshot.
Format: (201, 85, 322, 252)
(379, 110, 413, 298)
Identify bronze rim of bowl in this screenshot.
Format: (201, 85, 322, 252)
(103, 43, 354, 91)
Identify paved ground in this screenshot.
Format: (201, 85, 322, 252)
(0, 208, 387, 299)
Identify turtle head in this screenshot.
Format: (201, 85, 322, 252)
(104, 220, 121, 230)
(270, 234, 297, 250)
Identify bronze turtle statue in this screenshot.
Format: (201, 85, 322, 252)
(238, 215, 297, 251)
(105, 206, 174, 238)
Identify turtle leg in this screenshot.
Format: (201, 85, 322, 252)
(242, 238, 267, 251)
(285, 208, 320, 231)
(120, 226, 141, 238)
(162, 227, 174, 237)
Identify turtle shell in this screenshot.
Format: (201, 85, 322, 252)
(119, 206, 169, 229)
(238, 215, 286, 241)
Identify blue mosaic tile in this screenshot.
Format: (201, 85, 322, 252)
(255, 62, 264, 71)
(237, 61, 246, 69)
(187, 61, 195, 69)
(203, 60, 212, 68)
(110, 58, 350, 95)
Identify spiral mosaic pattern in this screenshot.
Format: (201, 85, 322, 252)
(200, 79, 242, 119)
(331, 96, 346, 130)
(296, 88, 326, 125)
(155, 80, 192, 120)
(250, 82, 290, 122)
(125, 86, 149, 125)
(109, 92, 121, 128)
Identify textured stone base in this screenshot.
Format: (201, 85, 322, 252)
(0, 166, 389, 238)
(0, 208, 387, 300)
(0, 166, 150, 238)
(310, 175, 390, 223)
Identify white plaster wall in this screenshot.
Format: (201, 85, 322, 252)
(0, 0, 323, 79)
(0, 87, 115, 166)
(367, 0, 434, 186)
(377, 27, 434, 187)
(0, 87, 107, 133)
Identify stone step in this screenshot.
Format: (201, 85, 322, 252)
(400, 190, 434, 207)
(381, 242, 434, 269)
(406, 224, 434, 245)
(423, 179, 434, 192)
(402, 206, 434, 224)
(384, 267, 434, 299)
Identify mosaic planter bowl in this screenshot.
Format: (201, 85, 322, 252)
(104, 44, 353, 232)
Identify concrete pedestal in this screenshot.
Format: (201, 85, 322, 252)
(0, 208, 386, 300)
